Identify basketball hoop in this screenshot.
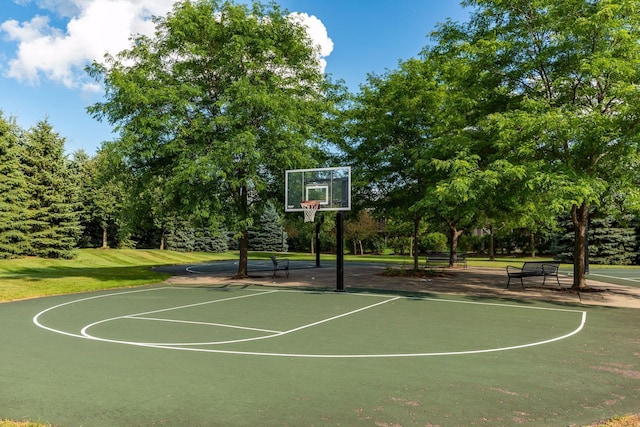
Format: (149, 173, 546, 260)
(300, 200, 321, 223)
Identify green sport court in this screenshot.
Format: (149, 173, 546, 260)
(1, 262, 639, 426)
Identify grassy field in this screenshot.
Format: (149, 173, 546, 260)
(0, 249, 237, 302)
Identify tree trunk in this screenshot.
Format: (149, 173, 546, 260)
(101, 225, 108, 249)
(570, 202, 589, 290)
(359, 239, 364, 255)
(159, 228, 165, 250)
(529, 231, 536, 257)
(488, 224, 495, 261)
(412, 218, 420, 271)
(447, 224, 464, 268)
(236, 229, 249, 278)
(235, 183, 249, 278)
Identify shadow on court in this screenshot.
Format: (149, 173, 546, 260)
(159, 260, 640, 309)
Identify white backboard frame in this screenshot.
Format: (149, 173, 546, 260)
(285, 166, 351, 212)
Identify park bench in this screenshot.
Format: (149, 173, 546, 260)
(270, 255, 289, 278)
(506, 261, 561, 288)
(425, 252, 468, 269)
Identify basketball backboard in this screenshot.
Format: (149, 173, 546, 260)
(285, 167, 351, 212)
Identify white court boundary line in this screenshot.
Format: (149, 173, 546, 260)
(33, 287, 587, 358)
(587, 272, 640, 283)
(185, 261, 240, 274)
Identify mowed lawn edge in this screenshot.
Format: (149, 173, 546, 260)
(0, 248, 239, 302)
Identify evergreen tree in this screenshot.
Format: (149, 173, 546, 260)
(552, 214, 639, 265)
(165, 218, 196, 252)
(22, 120, 81, 259)
(193, 225, 228, 253)
(249, 203, 288, 252)
(590, 215, 638, 265)
(0, 113, 28, 258)
(550, 216, 581, 263)
(165, 216, 229, 253)
(71, 150, 94, 248)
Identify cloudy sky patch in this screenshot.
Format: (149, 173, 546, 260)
(1, 0, 332, 90)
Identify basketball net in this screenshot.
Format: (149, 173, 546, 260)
(300, 200, 321, 223)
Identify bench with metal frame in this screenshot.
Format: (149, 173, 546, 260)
(425, 252, 468, 269)
(270, 255, 289, 278)
(506, 261, 561, 288)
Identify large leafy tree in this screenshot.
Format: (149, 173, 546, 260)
(88, 0, 335, 276)
(422, 18, 528, 267)
(344, 210, 379, 255)
(447, 0, 640, 289)
(0, 113, 28, 258)
(344, 59, 444, 270)
(346, 53, 509, 268)
(73, 148, 126, 249)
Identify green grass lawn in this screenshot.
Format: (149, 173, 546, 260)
(0, 248, 237, 302)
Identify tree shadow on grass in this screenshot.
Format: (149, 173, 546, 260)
(3, 265, 168, 282)
(0, 265, 171, 302)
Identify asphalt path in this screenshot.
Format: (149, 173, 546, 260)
(156, 260, 640, 288)
(153, 258, 339, 276)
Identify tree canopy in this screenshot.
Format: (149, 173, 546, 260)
(456, 0, 640, 288)
(87, 0, 338, 276)
(342, 0, 640, 284)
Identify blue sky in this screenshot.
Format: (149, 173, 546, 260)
(0, 0, 470, 155)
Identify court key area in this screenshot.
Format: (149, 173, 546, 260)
(33, 286, 585, 358)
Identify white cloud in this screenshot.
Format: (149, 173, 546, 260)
(1, 0, 175, 87)
(1, 1, 332, 88)
(288, 12, 333, 73)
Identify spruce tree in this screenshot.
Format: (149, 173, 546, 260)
(194, 225, 228, 253)
(165, 218, 196, 252)
(249, 203, 288, 252)
(22, 120, 81, 259)
(0, 113, 28, 258)
(589, 215, 638, 265)
(551, 214, 639, 265)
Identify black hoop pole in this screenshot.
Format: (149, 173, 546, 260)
(336, 211, 344, 292)
(315, 213, 324, 268)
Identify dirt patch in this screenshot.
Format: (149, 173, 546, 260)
(164, 264, 640, 309)
(591, 363, 640, 380)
